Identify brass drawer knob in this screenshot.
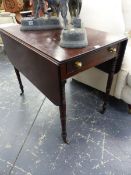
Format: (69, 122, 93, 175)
(75, 61, 83, 68)
(108, 47, 117, 53)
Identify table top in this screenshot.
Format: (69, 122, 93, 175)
(0, 24, 127, 64)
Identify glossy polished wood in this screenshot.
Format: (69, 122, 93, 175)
(0, 25, 126, 63)
(0, 24, 127, 143)
(128, 104, 131, 114)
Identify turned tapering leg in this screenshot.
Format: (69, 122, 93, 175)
(128, 104, 131, 114)
(14, 67, 24, 95)
(100, 57, 118, 114)
(59, 80, 69, 144)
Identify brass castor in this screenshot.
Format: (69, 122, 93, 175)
(62, 133, 70, 144)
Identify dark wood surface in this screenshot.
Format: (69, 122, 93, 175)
(0, 24, 128, 142)
(1, 33, 61, 105)
(0, 24, 126, 63)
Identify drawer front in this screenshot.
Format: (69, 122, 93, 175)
(66, 44, 119, 76)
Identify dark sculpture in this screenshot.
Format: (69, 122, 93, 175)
(34, 0, 61, 18)
(60, 0, 68, 28)
(34, 0, 45, 18)
(60, 0, 88, 48)
(47, 0, 61, 17)
(20, 0, 62, 30)
(68, 0, 82, 17)
(20, 0, 87, 48)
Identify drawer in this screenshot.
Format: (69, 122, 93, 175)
(66, 44, 119, 75)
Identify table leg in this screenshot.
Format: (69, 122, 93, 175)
(14, 67, 24, 95)
(101, 57, 118, 114)
(128, 104, 131, 114)
(59, 80, 69, 144)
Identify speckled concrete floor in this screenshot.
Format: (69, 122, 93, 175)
(0, 49, 131, 175)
